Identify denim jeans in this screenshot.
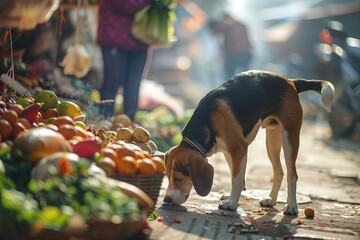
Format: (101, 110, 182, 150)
(100, 46, 150, 119)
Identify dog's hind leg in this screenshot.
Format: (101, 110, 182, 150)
(259, 125, 283, 207)
(281, 120, 301, 215)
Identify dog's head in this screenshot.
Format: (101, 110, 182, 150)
(163, 145, 214, 205)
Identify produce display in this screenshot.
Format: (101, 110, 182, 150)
(134, 107, 194, 151)
(0, 90, 165, 238)
(88, 114, 165, 176)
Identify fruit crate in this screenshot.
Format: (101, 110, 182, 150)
(109, 173, 164, 213)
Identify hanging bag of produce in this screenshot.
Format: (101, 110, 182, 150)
(61, 44, 91, 78)
(131, 0, 177, 48)
(61, 0, 91, 78)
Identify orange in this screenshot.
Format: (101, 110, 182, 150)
(114, 140, 126, 146)
(7, 103, 23, 116)
(130, 143, 142, 152)
(44, 124, 59, 132)
(18, 118, 31, 129)
(43, 108, 59, 119)
(85, 131, 95, 139)
(134, 150, 145, 160)
(11, 122, 27, 139)
(143, 151, 151, 159)
(107, 143, 122, 153)
(1, 110, 18, 126)
(115, 145, 137, 160)
(35, 90, 59, 111)
(52, 116, 75, 127)
(100, 147, 118, 162)
(58, 124, 77, 140)
(0, 119, 13, 139)
(137, 158, 156, 174)
(74, 125, 88, 139)
(98, 157, 117, 175)
(117, 156, 138, 175)
(57, 101, 82, 118)
(151, 156, 165, 173)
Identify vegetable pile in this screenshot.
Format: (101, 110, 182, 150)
(131, 0, 177, 48)
(134, 106, 194, 151)
(0, 90, 162, 238)
(0, 150, 141, 230)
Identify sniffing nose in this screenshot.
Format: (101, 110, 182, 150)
(163, 196, 172, 204)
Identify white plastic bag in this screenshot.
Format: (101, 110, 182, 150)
(61, 44, 91, 78)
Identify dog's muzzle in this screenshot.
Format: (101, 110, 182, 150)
(163, 194, 189, 205)
(163, 196, 173, 204)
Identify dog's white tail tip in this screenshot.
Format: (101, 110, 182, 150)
(321, 81, 335, 112)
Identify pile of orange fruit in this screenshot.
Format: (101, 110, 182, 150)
(98, 140, 165, 176)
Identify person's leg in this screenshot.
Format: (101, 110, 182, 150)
(237, 51, 252, 72)
(100, 47, 128, 118)
(123, 49, 151, 120)
(224, 53, 239, 80)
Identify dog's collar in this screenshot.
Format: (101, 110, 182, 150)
(182, 136, 207, 158)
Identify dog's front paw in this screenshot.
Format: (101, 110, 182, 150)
(259, 196, 275, 207)
(284, 204, 298, 215)
(218, 200, 238, 211)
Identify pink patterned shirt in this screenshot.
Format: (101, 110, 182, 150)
(96, 0, 150, 51)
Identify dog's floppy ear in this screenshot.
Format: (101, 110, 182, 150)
(187, 155, 214, 196)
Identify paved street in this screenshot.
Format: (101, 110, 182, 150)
(148, 113, 360, 239)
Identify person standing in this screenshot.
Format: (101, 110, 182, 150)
(212, 13, 253, 80)
(97, 0, 152, 120)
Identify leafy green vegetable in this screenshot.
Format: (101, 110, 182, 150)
(0, 155, 141, 231)
(0, 143, 32, 192)
(148, 211, 159, 220)
(30, 159, 141, 222)
(131, 0, 177, 48)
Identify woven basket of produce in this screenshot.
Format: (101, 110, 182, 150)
(0, 217, 145, 240)
(94, 117, 166, 213)
(0, 219, 69, 240)
(110, 173, 164, 212)
(0, 145, 154, 240)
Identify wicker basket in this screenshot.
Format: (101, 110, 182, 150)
(110, 173, 164, 213)
(0, 217, 144, 240)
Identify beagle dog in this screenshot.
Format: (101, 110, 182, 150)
(163, 70, 335, 215)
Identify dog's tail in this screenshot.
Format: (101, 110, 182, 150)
(292, 79, 335, 112)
